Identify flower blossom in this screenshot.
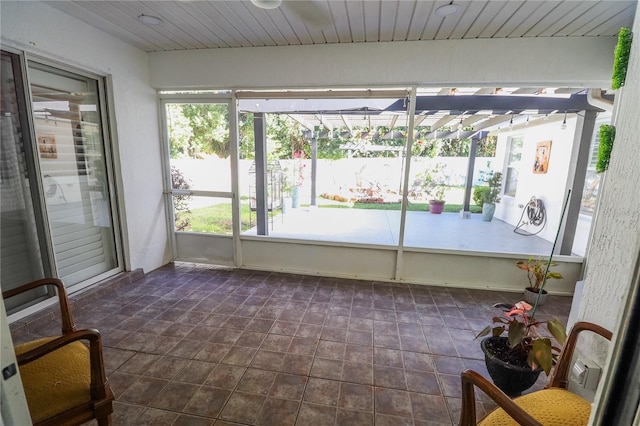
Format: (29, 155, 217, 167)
(505, 301, 533, 317)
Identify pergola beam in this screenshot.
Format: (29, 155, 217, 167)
(340, 114, 353, 131)
(286, 114, 314, 131)
(315, 114, 333, 132)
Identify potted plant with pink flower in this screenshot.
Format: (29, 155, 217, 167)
(475, 301, 567, 396)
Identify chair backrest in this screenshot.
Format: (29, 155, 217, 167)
(548, 321, 613, 389)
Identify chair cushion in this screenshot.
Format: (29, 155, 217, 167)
(15, 337, 92, 424)
(478, 388, 591, 426)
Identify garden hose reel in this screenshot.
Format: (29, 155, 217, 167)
(514, 196, 546, 236)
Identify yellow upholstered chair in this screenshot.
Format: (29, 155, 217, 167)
(459, 321, 612, 426)
(3, 278, 114, 425)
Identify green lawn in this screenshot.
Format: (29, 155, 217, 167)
(324, 201, 482, 213)
(179, 202, 279, 234)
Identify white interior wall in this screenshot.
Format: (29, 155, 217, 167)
(579, 2, 640, 371)
(495, 117, 578, 244)
(0, 1, 170, 274)
(149, 37, 616, 89)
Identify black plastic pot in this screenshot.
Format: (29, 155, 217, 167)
(481, 337, 542, 396)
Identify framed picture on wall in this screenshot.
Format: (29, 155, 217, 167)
(38, 134, 57, 159)
(533, 140, 551, 174)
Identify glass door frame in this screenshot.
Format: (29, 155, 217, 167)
(159, 93, 241, 266)
(23, 52, 124, 292)
(1, 47, 55, 312)
(2, 47, 124, 319)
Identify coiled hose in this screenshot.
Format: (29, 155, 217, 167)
(514, 196, 546, 236)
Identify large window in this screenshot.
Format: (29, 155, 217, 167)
(165, 102, 233, 234)
(236, 92, 409, 246)
(160, 87, 596, 276)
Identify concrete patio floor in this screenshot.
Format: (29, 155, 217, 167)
(247, 208, 554, 255)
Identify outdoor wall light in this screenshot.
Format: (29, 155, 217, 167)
(435, 2, 461, 17)
(138, 14, 162, 25)
(561, 112, 567, 130)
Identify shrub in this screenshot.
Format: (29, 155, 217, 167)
(597, 125, 615, 173)
(473, 187, 489, 207)
(171, 166, 192, 231)
(612, 27, 632, 89)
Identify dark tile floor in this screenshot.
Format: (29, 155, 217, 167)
(12, 263, 572, 425)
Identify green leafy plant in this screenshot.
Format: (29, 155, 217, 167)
(612, 27, 632, 89)
(171, 166, 191, 231)
(596, 124, 616, 173)
(476, 301, 567, 375)
(420, 163, 447, 201)
(516, 257, 564, 293)
(473, 186, 489, 207)
(483, 171, 503, 204)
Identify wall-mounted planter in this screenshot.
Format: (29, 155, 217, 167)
(597, 124, 615, 173)
(612, 27, 632, 89)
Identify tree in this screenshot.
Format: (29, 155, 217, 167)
(181, 104, 230, 158)
(167, 104, 193, 159)
(476, 135, 497, 157)
(439, 138, 470, 157)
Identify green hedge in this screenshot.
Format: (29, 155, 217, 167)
(597, 125, 616, 173)
(612, 27, 632, 89)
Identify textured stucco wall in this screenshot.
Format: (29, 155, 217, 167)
(494, 116, 579, 244)
(0, 1, 171, 274)
(578, 4, 640, 368)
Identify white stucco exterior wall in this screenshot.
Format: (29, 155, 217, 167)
(149, 37, 616, 90)
(0, 1, 170, 274)
(579, 3, 640, 368)
(494, 116, 580, 245)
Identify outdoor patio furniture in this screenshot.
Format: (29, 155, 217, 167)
(2, 278, 114, 425)
(459, 321, 612, 425)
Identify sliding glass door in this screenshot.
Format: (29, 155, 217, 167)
(1, 51, 50, 311)
(1, 49, 121, 314)
(28, 62, 119, 286)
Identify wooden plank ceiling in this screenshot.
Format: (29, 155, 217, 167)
(46, 0, 636, 52)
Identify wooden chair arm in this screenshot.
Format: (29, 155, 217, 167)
(548, 321, 613, 389)
(460, 369, 542, 426)
(2, 278, 76, 334)
(16, 329, 110, 401)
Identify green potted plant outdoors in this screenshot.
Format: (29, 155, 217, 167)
(516, 257, 564, 305)
(481, 171, 503, 221)
(476, 301, 567, 396)
(420, 163, 447, 214)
